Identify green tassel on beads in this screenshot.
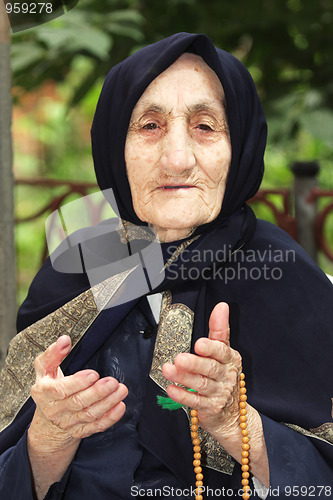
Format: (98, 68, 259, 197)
(157, 389, 197, 411)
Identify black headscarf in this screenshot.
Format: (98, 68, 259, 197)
(91, 32, 267, 228)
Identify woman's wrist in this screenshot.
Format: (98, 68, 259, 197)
(206, 405, 270, 488)
(28, 408, 81, 454)
(27, 409, 81, 500)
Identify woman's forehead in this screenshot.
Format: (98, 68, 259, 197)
(131, 53, 225, 115)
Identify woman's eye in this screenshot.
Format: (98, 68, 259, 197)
(143, 122, 158, 130)
(197, 123, 213, 131)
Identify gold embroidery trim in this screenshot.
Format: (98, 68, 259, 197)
(149, 290, 235, 475)
(118, 220, 200, 258)
(284, 422, 333, 446)
(150, 291, 194, 389)
(162, 236, 200, 271)
(119, 220, 157, 243)
(0, 267, 135, 434)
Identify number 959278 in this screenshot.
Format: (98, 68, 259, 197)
(284, 486, 332, 497)
(5, 3, 53, 15)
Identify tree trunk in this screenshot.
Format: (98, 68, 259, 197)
(0, 5, 16, 368)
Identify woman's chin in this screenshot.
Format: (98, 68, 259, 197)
(147, 207, 205, 229)
(149, 223, 197, 243)
(137, 204, 216, 241)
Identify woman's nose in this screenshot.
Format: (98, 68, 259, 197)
(159, 121, 196, 173)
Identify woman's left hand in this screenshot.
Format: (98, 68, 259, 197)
(163, 302, 270, 488)
(162, 302, 242, 438)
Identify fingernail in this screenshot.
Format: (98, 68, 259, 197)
(104, 378, 118, 389)
(58, 336, 71, 349)
(87, 372, 99, 382)
(198, 340, 208, 353)
(118, 384, 128, 398)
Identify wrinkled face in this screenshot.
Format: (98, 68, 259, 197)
(125, 53, 231, 242)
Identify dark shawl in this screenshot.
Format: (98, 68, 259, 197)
(1, 33, 333, 493)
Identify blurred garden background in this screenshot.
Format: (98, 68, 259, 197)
(7, 0, 333, 306)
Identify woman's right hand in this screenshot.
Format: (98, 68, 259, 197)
(29, 335, 128, 443)
(27, 335, 128, 499)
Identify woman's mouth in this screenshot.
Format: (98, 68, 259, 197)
(160, 185, 194, 189)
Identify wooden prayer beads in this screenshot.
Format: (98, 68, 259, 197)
(239, 372, 250, 500)
(190, 409, 203, 500)
(190, 371, 250, 500)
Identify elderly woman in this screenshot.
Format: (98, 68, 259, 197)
(0, 33, 332, 500)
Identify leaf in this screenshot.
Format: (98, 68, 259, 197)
(106, 9, 144, 25)
(68, 67, 105, 108)
(11, 43, 45, 72)
(37, 25, 112, 59)
(37, 27, 76, 49)
(70, 28, 112, 59)
(104, 22, 144, 42)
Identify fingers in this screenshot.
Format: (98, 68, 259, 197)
(208, 302, 230, 344)
(162, 361, 219, 396)
(163, 349, 240, 395)
(32, 371, 129, 437)
(164, 356, 239, 419)
(67, 382, 128, 426)
(166, 383, 201, 410)
(62, 377, 124, 413)
(31, 336, 129, 441)
(75, 401, 127, 439)
(163, 351, 230, 383)
(35, 370, 100, 401)
(53, 380, 128, 436)
(194, 337, 238, 365)
(34, 336, 72, 380)
(33, 372, 127, 414)
(154, 304, 238, 435)
(166, 383, 233, 416)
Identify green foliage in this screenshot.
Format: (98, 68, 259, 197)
(300, 109, 333, 149)
(11, 0, 145, 105)
(11, 0, 333, 159)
